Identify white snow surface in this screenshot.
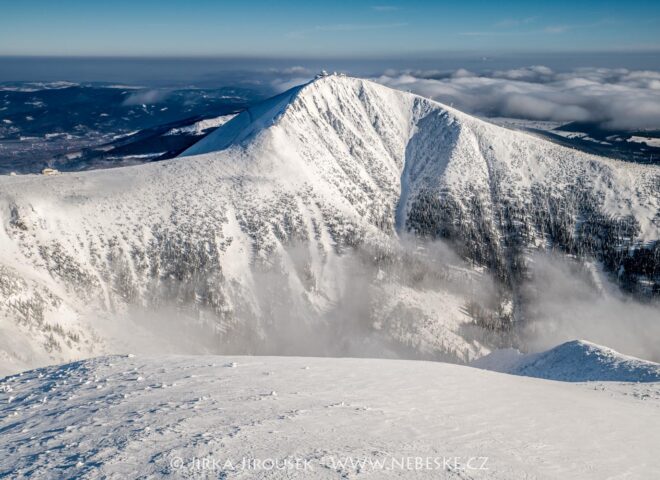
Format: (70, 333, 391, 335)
(164, 114, 237, 136)
(472, 340, 660, 382)
(0, 75, 659, 374)
(1, 354, 659, 479)
(627, 135, 660, 148)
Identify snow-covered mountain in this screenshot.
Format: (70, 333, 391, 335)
(1, 75, 658, 374)
(472, 340, 660, 382)
(1, 354, 659, 479)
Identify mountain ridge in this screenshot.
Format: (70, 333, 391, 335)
(0, 75, 658, 374)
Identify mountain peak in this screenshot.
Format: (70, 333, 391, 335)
(1, 72, 658, 375)
(179, 74, 477, 159)
(179, 74, 416, 157)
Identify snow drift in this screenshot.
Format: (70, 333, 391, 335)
(472, 340, 660, 382)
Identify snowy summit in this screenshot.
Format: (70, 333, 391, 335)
(1, 75, 658, 374)
(0, 74, 659, 479)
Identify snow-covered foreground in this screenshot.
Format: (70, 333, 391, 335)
(1, 355, 659, 479)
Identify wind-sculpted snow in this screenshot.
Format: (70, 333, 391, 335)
(472, 340, 660, 382)
(1, 355, 659, 479)
(0, 75, 658, 373)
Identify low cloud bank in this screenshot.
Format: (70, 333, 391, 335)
(121, 89, 171, 106)
(373, 66, 660, 131)
(521, 253, 660, 363)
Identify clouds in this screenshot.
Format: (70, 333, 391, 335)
(491, 65, 554, 82)
(520, 253, 660, 362)
(121, 89, 170, 106)
(263, 63, 660, 131)
(374, 66, 660, 130)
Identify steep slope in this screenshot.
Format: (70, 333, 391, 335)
(183, 74, 660, 292)
(1, 355, 659, 479)
(0, 75, 658, 374)
(472, 340, 660, 382)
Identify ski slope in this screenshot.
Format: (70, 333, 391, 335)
(1, 354, 659, 479)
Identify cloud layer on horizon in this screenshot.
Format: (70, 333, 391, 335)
(373, 66, 660, 131)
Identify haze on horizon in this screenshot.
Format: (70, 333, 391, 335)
(1, 0, 659, 57)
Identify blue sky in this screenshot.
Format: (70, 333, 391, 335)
(0, 0, 659, 56)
